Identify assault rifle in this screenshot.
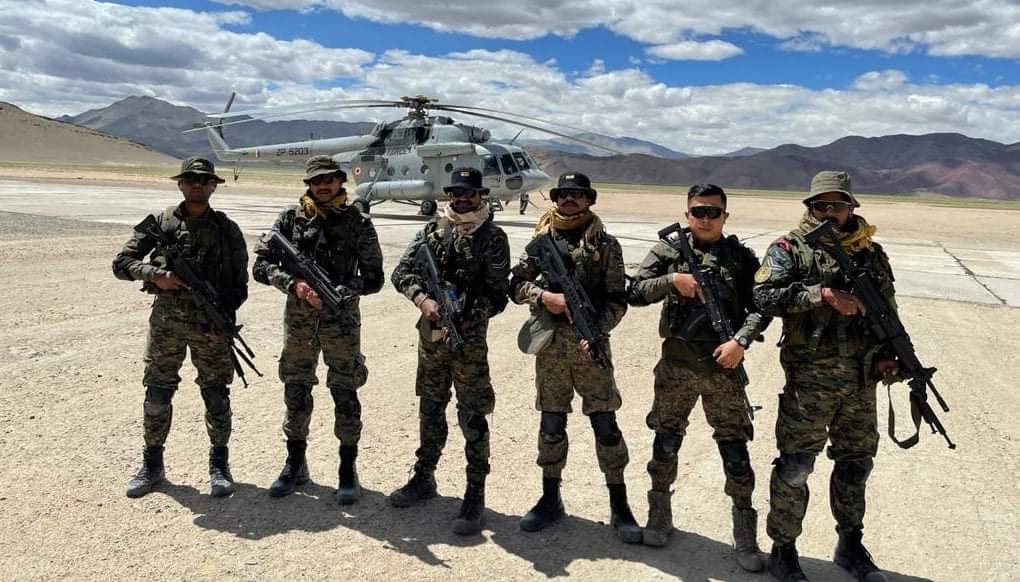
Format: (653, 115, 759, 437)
(805, 219, 954, 449)
(137, 215, 262, 387)
(658, 223, 756, 418)
(413, 243, 466, 352)
(525, 233, 611, 368)
(262, 229, 358, 315)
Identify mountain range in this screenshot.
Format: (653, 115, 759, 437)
(30, 96, 1020, 199)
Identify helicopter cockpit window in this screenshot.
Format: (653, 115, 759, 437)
(501, 154, 518, 174)
(480, 154, 499, 176)
(512, 152, 530, 170)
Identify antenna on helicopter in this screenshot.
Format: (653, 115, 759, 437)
(509, 129, 525, 145)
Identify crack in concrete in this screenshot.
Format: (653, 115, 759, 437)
(939, 242, 1007, 305)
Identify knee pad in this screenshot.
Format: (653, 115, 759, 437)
(718, 440, 752, 478)
(652, 431, 682, 462)
(284, 383, 312, 411)
(144, 385, 176, 405)
(457, 410, 488, 443)
(200, 385, 231, 416)
(775, 452, 816, 488)
(539, 412, 567, 444)
(419, 398, 447, 421)
(330, 387, 361, 417)
(589, 412, 622, 447)
(833, 457, 874, 486)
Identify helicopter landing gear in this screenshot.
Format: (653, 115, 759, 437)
(353, 199, 371, 215)
(419, 199, 438, 216)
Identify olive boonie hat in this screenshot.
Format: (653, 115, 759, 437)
(805, 170, 859, 207)
(444, 167, 489, 195)
(171, 157, 225, 183)
(303, 155, 347, 183)
(550, 172, 597, 202)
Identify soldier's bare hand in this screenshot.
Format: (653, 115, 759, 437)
(155, 271, 188, 290)
(713, 339, 745, 369)
(579, 338, 593, 359)
(542, 291, 569, 315)
(293, 280, 322, 309)
(821, 287, 866, 316)
(418, 298, 441, 321)
(873, 358, 899, 380)
(672, 273, 704, 301)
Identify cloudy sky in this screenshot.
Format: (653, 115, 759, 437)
(1, 0, 1018, 154)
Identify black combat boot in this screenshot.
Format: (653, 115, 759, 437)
(452, 481, 485, 536)
(126, 445, 165, 498)
(607, 483, 642, 544)
(209, 446, 235, 497)
(768, 541, 809, 581)
(389, 466, 437, 508)
(520, 477, 566, 532)
(335, 445, 361, 505)
(732, 507, 765, 571)
(269, 440, 310, 498)
(834, 527, 888, 581)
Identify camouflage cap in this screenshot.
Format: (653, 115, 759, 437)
(443, 167, 489, 194)
(805, 170, 859, 207)
(303, 155, 347, 183)
(170, 157, 225, 183)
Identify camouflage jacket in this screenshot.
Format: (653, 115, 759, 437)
(112, 203, 248, 314)
(509, 227, 628, 335)
(391, 215, 510, 333)
(753, 227, 896, 359)
(628, 231, 769, 369)
(252, 203, 384, 299)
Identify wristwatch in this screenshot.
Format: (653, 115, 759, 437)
(734, 335, 751, 349)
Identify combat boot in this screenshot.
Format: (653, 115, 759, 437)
(389, 467, 437, 508)
(607, 483, 642, 544)
(732, 507, 765, 571)
(269, 440, 309, 498)
(642, 490, 673, 547)
(208, 446, 235, 497)
(834, 527, 888, 581)
(452, 481, 485, 535)
(768, 541, 809, 581)
(335, 445, 361, 505)
(125, 445, 165, 498)
(520, 477, 566, 532)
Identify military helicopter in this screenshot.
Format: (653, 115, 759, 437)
(190, 95, 621, 215)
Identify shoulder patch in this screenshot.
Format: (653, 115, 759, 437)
(754, 263, 772, 284)
(775, 237, 792, 253)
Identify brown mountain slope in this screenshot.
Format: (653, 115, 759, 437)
(0, 102, 176, 165)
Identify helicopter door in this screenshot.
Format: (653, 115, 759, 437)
(500, 153, 519, 175)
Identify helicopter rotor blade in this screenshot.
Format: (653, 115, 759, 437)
(434, 103, 607, 136)
(437, 106, 624, 155)
(203, 99, 401, 119)
(183, 103, 401, 134)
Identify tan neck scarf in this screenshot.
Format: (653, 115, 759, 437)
(300, 189, 348, 221)
(444, 203, 491, 236)
(797, 210, 877, 252)
(534, 208, 604, 248)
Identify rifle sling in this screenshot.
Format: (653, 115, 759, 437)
(886, 382, 921, 449)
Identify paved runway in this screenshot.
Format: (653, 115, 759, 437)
(2, 179, 1017, 306)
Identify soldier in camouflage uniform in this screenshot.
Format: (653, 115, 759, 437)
(754, 171, 894, 582)
(509, 172, 641, 543)
(253, 156, 383, 503)
(627, 184, 771, 570)
(389, 167, 510, 536)
(112, 157, 248, 499)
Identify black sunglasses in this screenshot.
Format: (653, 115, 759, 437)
(808, 200, 852, 212)
(448, 188, 479, 199)
(688, 206, 725, 219)
(306, 175, 338, 186)
(555, 190, 590, 200)
(180, 173, 217, 186)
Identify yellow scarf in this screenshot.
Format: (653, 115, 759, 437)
(300, 189, 348, 221)
(443, 203, 491, 236)
(797, 210, 877, 252)
(534, 208, 604, 249)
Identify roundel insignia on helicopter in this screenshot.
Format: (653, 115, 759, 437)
(353, 167, 362, 176)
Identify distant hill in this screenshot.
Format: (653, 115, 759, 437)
(523, 133, 689, 159)
(62, 96, 375, 159)
(530, 133, 1020, 199)
(720, 147, 767, 158)
(0, 101, 176, 165)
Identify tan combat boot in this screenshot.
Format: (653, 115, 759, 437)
(642, 490, 673, 547)
(732, 506, 765, 571)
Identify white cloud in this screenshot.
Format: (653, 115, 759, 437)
(854, 70, 910, 91)
(646, 40, 744, 61)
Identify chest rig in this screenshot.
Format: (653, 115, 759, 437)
(663, 236, 744, 342)
(284, 208, 361, 286)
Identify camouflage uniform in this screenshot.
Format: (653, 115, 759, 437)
(509, 225, 629, 484)
(113, 202, 248, 447)
(390, 215, 510, 486)
(753, 220, 896, 546)
(252, 202, 383, 445)
(628, 231, 768, 504)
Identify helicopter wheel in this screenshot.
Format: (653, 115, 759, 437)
(419, 200, 438, 216)
(353, 199, 371, 215)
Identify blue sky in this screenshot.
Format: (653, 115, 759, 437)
(2, 0, 1018, 154)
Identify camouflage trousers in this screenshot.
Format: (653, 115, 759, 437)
(767, 351, 879, 544)
(645, 356, 754, 503)
(278, 298, 368, 445)
(142, 297, 233, 447)
(534, 324, 628, 484)
(413, 318, 494, 484)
